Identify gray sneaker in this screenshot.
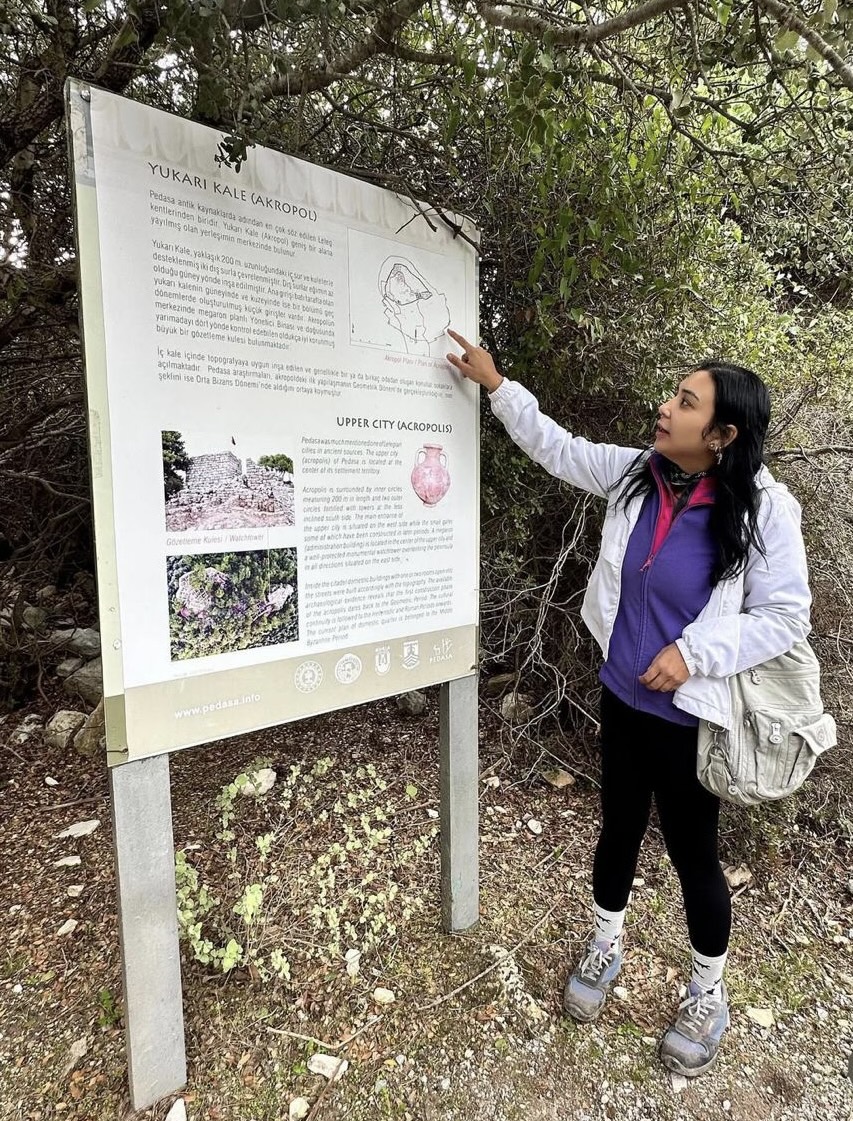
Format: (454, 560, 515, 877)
(562, 937, 623, 1023)
(659, 980, 730, 1077)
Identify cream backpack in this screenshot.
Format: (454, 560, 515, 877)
(696, 639, 837, 806)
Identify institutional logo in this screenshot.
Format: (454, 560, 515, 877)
(335, 653, 363, 685)
(401, 640, 420, 670)
(429, 637, 453, 665)
(374, 645, 392, 675)
(294, 660, 323, 693)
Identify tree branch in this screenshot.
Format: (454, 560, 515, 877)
(767, 445, 853, 459)
(253, 0, 428, 101)
(758, 0, 853, 94)
(476, 0, 686, 46)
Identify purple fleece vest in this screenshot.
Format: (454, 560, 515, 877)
(599, 455, 717, 726)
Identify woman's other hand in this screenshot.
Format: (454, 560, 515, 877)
(446, 329, 504, 393)
(638, 644, 691, 692)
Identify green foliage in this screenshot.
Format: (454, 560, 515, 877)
(174, 755, 438, 983)
(167, 548, 298, 659)
(162, 430, 191, 500)
(96, 987, 121, 1028)
(257, 453, 294, 474)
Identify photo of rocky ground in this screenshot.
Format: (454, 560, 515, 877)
(166, 548, 299, 659)
(163, 431, 295, 532)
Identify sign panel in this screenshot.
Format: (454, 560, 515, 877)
(67, 82, 480, 764)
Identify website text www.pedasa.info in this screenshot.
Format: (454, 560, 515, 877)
(173, 692, 262, 719)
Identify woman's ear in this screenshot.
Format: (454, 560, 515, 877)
(719, 423, 738, 449)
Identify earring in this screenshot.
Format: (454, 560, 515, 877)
(710, 442, 723, 466)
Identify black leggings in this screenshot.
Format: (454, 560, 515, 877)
(592, 684, 732, 957)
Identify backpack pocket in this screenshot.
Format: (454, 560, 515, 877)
(750, 711, 837, 800)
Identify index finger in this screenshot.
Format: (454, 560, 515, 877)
(447, 328, 473, 350)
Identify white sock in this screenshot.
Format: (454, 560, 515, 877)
(690, 945, 727, 995)
(593, 900, 626, 950)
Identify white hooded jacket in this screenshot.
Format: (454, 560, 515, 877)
(488, 377, 812, 731)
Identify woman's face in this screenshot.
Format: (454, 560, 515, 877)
(654, 368, 730, 471)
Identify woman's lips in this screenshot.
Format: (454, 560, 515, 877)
(655, 424, 669, 437)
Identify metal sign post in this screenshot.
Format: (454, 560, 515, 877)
(110, 755, 187, 1108)
(111, 677, 478, 1110)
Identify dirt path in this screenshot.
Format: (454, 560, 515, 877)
(2, 694, 852, 1121)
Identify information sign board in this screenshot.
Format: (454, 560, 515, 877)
(68, 83, 480, 764)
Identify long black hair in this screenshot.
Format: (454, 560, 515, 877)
(609, 360, 771, 586)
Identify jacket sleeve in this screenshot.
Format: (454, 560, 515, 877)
(488, 378, 643, 499)
(675, 487, 812, 678)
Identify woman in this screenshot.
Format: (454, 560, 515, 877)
(445, 328, 811, 1078)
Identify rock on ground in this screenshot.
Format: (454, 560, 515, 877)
(44, 710, 87, 750)
(63, 658, 103, 708)
(397, 690, 427, 717)
(73, 699, 105, 757)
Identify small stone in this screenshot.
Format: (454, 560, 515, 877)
(484, 672, 517, 697)
(53, 856, 81, 868)
(289, 1099, 310, 1121)
(723, 863, 754, 890)
(61, 1036, 89, 1076)
(307, 1054, 348, 1080)
(541, 768, 575, 788)
(57, 919, 78, 937)
(54, 819, 100, 840)
(44, 710, 87, 750)
(670, 1072, 688, 1093)
(239, 768, 276, 797)
(55, 657, 84, 680)
(396, 690, 426, 717)
(63, 657, 103, 707)
(9, 715, 43, 746)
(73, 699, 105, 758)
(344, 948, 361, 977)
(613, 986, 629, 1000)
(440, 1078, 451, 1091)
(22, 605, 48, 630)
(36, 585, 58, 603)
(500, 692, 534, 722)
(164, 1099, 186, 1121)
(65, 627, 101, 659)
(12, 983, 22, 993)
(526, 819, 543, 835)
(483, 776, 500, 789)
(67, 886, 84, 898)
(426, 808, 439, 819)
(373, 987, 396, 1005)
(631, 877, 645, 888)
(45, 776, 59, 786)
(746, 1007, 775, 1028)
(723, 1101, 731, 1112)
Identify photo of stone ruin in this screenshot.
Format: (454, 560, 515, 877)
(162, 430, 295, 532)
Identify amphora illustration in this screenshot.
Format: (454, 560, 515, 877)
(411, 444, 450, 506)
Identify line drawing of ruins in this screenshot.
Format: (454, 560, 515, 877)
(378, 256, 451, 356)
(165, 448, 295, 532)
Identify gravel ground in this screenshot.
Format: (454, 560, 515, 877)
(2, 690, 852, 1121)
